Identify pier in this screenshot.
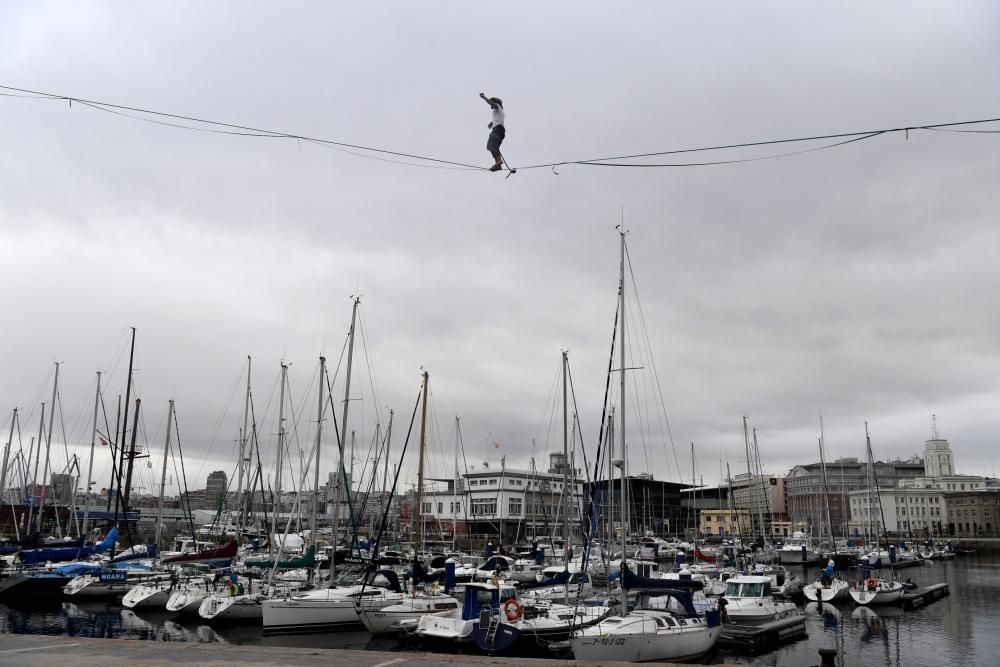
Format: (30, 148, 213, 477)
(0, 635, 741, 667)
(718, 614, 808, 652)
(901, 582, 950, 610)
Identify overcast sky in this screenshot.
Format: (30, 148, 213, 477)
(2, 2, 999, 501)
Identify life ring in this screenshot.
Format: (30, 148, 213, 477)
(865, 578, 877, 591)
(502, 598, 523, 622)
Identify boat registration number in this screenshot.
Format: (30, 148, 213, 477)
(589, 638, 626, 646)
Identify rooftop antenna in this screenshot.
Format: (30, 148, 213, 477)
(931, 414, 939, 440)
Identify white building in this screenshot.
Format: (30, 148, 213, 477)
(848, 428, 984, 537)
(415, 453, 585, 544)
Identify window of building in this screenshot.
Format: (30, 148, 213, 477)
(490, 479, 497, 485)
(438, 502, 444, 514)
(471, 500, 496, 516)
(509, 498, 522, 516)
(422, 502, 432, 514)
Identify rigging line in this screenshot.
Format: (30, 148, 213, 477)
(0, 83, 486, 170)
(624, 242, 683, 483)
(570, 131, 886, 168)
(518, 115, 1000, 169)
(172, 405, 199, 542)
(286, 363, 321, 490)
(357, 307, 385, 423)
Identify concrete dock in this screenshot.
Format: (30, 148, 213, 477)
(0, 634, 740, 667)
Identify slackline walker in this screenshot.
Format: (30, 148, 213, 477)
(480, 92, 516, 176)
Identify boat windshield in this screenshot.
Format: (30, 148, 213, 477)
(726, 581, 766, 597)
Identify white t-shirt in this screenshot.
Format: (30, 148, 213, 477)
(491, 105, 505, 127)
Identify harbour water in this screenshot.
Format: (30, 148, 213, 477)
(1, 555, 997, 666)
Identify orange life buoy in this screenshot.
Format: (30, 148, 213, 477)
(503, 598, 523, 622)
(865, 578, 877, 591)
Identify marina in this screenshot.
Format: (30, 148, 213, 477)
(3, 6, 1000, 667)
(1, 553, 997, 666)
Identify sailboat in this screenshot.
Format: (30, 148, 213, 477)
(849, 423, 905, 606)
(804, 427, 850, 602)
(263, 298, 407, 633)
(570, 229, 722, 662)
(471, 352, 610, 653)
(358, 371, 462, 636)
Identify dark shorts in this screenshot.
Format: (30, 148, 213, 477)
(487, 124, 505, 154)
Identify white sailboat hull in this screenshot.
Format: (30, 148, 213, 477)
(121, 582, 172, 609)
(263, 588, 403, 633)
(359, 605, 454, 635)
(166, 589, 208, 615)
(849, 584, 904, 606)
(415, 614, 475, 642)
(803, 579, 850, 602)
(570, 624, 720, 662)
(200, 593, 264, 621)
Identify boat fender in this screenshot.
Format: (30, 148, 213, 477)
(503, 599, 523, 622)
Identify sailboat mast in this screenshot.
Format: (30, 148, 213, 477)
(273, 362, 288, 544)
(865, 422, 875, 547)
(27, 406, 44, 530)
(330, 296, 359, 584)
(561, 351, 571, 604)
(311, 356, 326, 546)
(453, 416, 460, 550)
(81, 374, 101, 536)
(122, 399, 140, 516)
(382, 410, 394, 541)
(607, 411, 614, 548)
(114, 328, 136, 525)
(1, 408, 16, 520)
(818, 428, 836, 557)
(618, 227, 627, 611)
(741, 416, 755, 539)
(691, 442, 695, 539)
(415, 371, 429, 556)
(237, 356, 251, 532)
(155, 400, 174, 548)
(37, 362, 60, 534)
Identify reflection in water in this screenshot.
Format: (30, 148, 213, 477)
(2, 555, 999, 666)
